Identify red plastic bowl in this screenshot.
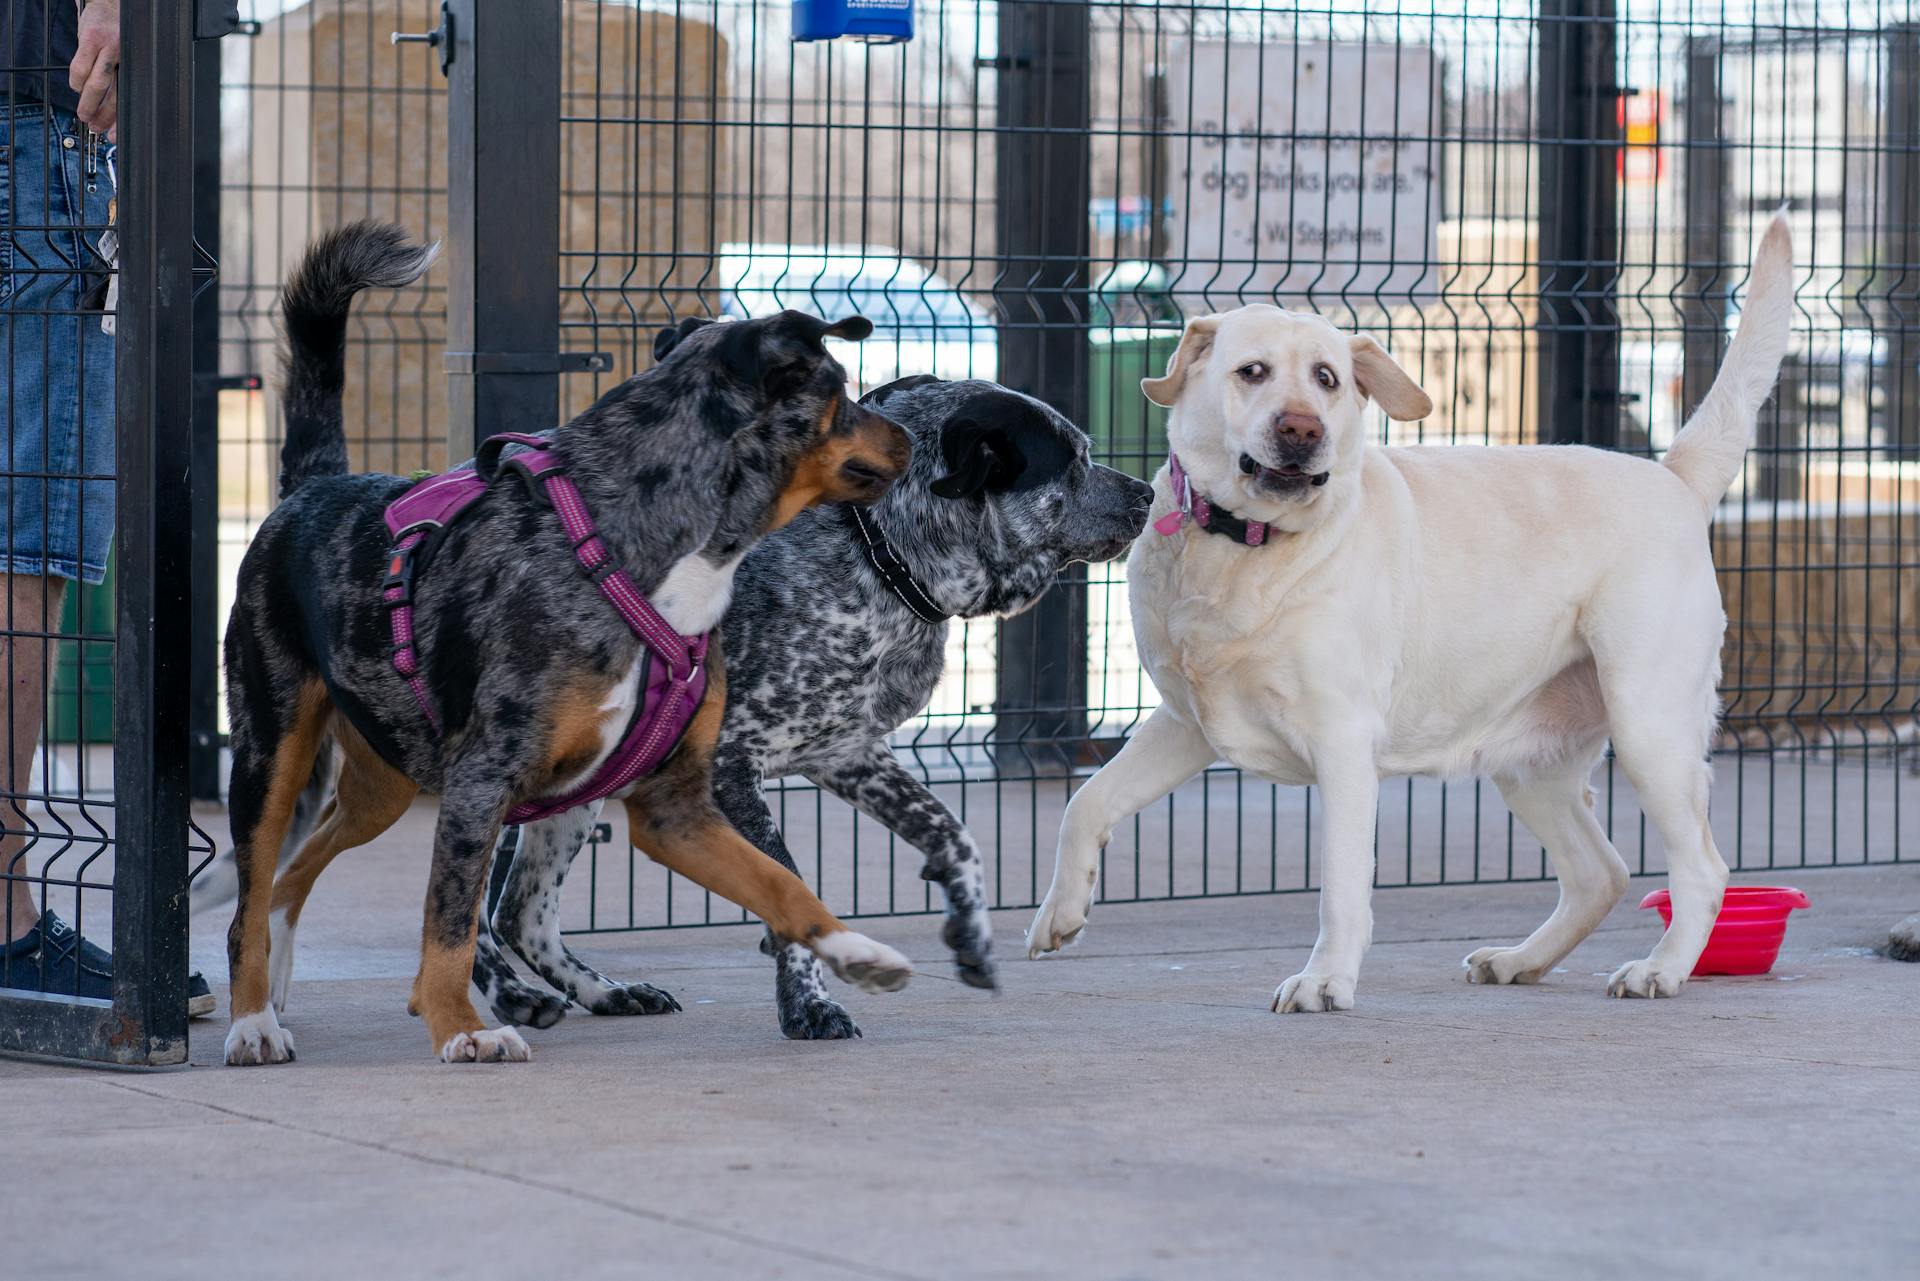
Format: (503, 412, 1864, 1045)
(1639, 886, 1810, 976)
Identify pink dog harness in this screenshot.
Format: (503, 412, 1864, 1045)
(381, 433, 709, 824)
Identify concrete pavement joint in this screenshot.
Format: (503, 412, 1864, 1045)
(93, 1077, 935, 1281)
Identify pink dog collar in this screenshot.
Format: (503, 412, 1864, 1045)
(1154, 453, 1268, 547)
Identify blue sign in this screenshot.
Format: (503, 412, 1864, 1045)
(793, 0, 914, 43)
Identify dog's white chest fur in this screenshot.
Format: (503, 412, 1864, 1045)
(552, 550, 741, 798)
(653, 550, 745, 636)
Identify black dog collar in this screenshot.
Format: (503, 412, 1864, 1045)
(1154, 452, 1279, 548)
(844, 505, 951, 625)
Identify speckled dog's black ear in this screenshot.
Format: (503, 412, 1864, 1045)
(931, 393, 1075, 499)
(931, 418, 1026, 499)
(652, 315, 713, 362)
(717, 311, 872, 401)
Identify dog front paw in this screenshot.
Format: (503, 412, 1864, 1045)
(1271, 972, 1356, 1014)
(780, 995, 863, 1040)
(583, 981, 681, 1017)
(439, 1026, 532, 1063)
(1463, 945, 1548, 986)
(815, 931, 912, 994)
(1606, 958, 1686, 999)
(943, 909, 997, 990)
(224, 1008, 296, 1066)
(1026, 891, 1090, 959)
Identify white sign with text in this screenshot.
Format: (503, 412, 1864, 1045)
(1165, 40, 1441, 305)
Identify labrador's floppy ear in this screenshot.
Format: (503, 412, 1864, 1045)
(1348, 334, 1433, 422)
(1141, 315, 1224, 408)
(651, 315, 713, 362)
(930, 417, 1026, 499)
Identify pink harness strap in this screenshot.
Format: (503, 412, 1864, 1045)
(380, 434, 709, 824)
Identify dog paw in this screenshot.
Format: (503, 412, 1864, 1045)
(225, 1008, 296, 1066)
(1606, 959, 1686, 999)
(1271, 972, 1356, 1014)
(1888, 915, 1920, 962)
(439, 1026, 532, 1063)
(1463, 945, 1548, 986)
(583, 981, 681, 1017)
(780, 996, 863, 1041)
(943, 912, 998, 991)
(815, 931, 912, 994)
(1026, 892, 1089, 959)
(489, 985, 570, 1030)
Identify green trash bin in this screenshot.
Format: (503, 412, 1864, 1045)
(1086, 261, 1182, 481)
(47, 556, 114, 745)
(1089, 331, 1179, 480)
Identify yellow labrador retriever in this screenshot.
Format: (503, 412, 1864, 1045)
(1029, 213, 1793, 1010)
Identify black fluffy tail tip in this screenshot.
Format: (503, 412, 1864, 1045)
(281, 221, 441, 327)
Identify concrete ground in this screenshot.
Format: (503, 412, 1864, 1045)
(4, 833, 1916, 1279)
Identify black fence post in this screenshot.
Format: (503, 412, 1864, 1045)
(111, 0, 197, 1065)
(1537, 0, 1623, 449)
(442, 0, 562, 460)
(1887, 23, 1920, 462)
(993, 0, 1092, 774)
(189, 30, 222, 802)
(1680, 36, 1726, 422)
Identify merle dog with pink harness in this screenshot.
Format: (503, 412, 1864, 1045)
(381, 433, 709, 821)
(221, 220, 913, 1065)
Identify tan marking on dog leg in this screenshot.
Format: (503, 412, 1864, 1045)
(228, 681, 330, 1022)
(269, 716, 419, 927)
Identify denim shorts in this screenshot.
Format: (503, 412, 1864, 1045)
(1, 103, 114, 586)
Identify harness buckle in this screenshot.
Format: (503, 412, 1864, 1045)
(382, 543, 419, 604)
(580, 554, 623, 585)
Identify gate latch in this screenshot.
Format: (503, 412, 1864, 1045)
(392, 1, 455, 77)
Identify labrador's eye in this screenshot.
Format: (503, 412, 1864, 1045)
(1314, 363, 1339, 391)
(1237, 362, 1269, 384)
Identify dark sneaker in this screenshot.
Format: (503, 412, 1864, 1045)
(188, 970, 215, 1018)
(2, 911, 217, 1017)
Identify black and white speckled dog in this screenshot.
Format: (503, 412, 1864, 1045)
(473, 367, 1155, 1038)
(222, 224, 915, 1065)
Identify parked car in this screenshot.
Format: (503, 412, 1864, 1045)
(718, 244, 997, 393)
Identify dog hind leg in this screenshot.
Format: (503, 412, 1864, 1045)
(1466, 759, 1628, 985)
(223, 678, 330, 1066)
(1589, 591, 1728, 999)
(265, 719, 419, 1016)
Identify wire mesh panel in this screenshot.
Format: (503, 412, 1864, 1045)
(549, 0, 1916, 933)
(205, 1, 1915, 941)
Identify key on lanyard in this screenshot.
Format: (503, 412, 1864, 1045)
(96, 141, 119, 336)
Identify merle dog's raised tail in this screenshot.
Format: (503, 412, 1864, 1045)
(278, 220, 440, 498)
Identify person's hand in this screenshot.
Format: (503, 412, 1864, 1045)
(69, 0, 120, 141)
